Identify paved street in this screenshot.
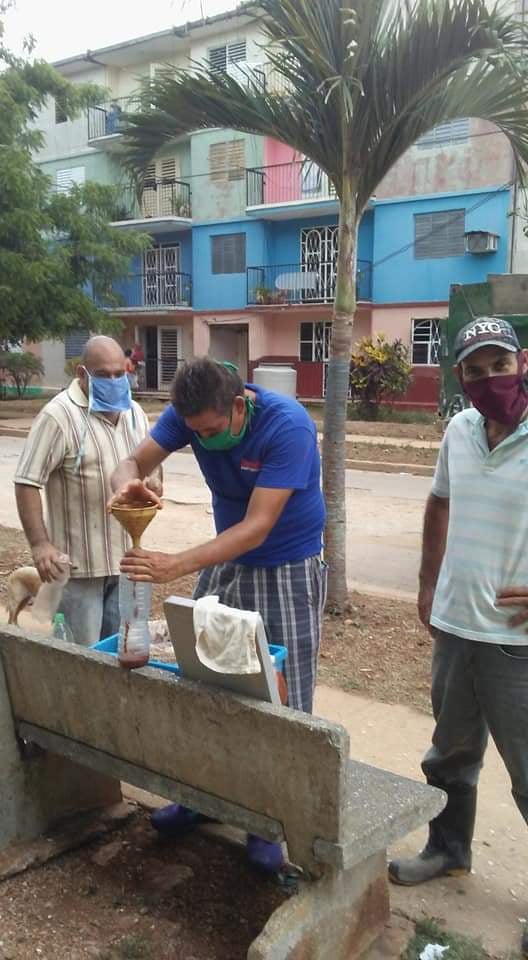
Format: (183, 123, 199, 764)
(0, 436, 431, 597)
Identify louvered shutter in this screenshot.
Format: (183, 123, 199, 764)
(56, 166, 85, 194)
(227, 140, 245, 181)
(159, 327, 181, 388)
(209, 142, 228, 182)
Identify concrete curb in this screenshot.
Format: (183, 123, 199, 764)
(345, 459, 435, 477)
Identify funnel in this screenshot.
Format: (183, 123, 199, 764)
(111, 502, 158, 548)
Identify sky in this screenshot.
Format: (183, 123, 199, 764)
(3, 0, 239, 62)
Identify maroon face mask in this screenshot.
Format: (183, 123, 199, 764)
(461, 356, 528, 426)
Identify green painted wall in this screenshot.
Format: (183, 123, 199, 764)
(190, 129, 264, 222)
(40, 152, 119, 186)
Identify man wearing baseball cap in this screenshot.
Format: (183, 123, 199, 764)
(389, 317, 528, 956)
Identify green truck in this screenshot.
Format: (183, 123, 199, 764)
(440, 274, 528, 419)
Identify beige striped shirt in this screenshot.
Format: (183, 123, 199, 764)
(15, 379, 150, 578)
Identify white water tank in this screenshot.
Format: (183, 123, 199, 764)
(253, 362, 297, 397)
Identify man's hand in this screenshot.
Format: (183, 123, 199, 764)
(145, 474, 163, 499)
(418, 582, 435, 632)
(496, 586, 528, 627)
(31, 541, 68, 583)
(120, 548, 179, 583)
(107, 478, 162, 512)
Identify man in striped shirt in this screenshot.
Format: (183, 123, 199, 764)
(388, 317, 528, 958)
(14, 336, 156, 647)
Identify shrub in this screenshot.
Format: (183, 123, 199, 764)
(0, 350, 44, 398)
(349, 334, 413, 420)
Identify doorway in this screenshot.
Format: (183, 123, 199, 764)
(209, 325, 248, 380)
(143, 325, 182, 390)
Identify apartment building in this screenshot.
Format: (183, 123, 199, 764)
(34, 8, 516, 408)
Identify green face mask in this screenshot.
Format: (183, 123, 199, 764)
(197, 397, 255, 452)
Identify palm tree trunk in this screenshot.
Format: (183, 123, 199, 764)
(322, 177, 357, 611)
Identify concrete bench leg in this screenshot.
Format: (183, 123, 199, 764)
(0, 659, 122, 857)
(247, 850, 389, 960)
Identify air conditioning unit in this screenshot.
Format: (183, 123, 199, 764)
(464, 230, 499, 254)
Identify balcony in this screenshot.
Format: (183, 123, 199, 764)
(247, 260, 372, 306)
(246, 161, 338, 219)
(87, 97, 139, 150)
(100, 270, 192, 312)
(112, 178, 192, 233)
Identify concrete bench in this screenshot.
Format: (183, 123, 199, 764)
(0, 626, 445, 960)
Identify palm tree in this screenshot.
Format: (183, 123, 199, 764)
(122, 0, 528, 609)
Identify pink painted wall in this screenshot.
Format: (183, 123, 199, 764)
(371, 304, 447, 348)
(262, 139, 303, 204)
(376, 120, 512, 199)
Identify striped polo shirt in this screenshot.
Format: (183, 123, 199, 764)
(430, 407, 528, 645)
(15, 379, 149, 579)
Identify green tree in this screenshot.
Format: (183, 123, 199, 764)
(349, 335, 413, 420)
(0, 350, 44, 397)
(121, 0, 528, 608)
(0, 12, 148, 346)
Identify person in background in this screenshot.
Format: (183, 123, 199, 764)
(131, 343, 146, 391)
(388, 317, 528, 959)
(125, 348, 138, 391)
(110, 357, 327, 869)
(14, 336, 160, 647)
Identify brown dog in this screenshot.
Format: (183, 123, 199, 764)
(6, 566, 42, 625)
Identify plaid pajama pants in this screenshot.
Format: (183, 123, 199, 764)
(193, 556, 328, 713)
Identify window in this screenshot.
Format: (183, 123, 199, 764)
(209, 39, 247, 72)
(65, 329, 90, 360)
(209, 140, 246, 182)
(411, 318, 442, 365)
(211, 233, 246, 274)
(414, 209, 465, 259)
(416, 118, 469, 150)
(299, 321, 331, 362)
(56, 166, 86, 194)
(55, 98, 67, 124)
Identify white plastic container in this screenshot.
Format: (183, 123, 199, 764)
(253, 363, 297, 398)
(117, 575, 152, 668)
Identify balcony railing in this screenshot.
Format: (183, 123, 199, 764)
(246, 161, 337, 208)
(247, 260, 372, 305)
(87, 97, 139, 142)
(114, 179, 192, 222)
(99, 270, 192, 310)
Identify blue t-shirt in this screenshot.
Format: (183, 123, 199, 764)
(151, 385, 325, 567)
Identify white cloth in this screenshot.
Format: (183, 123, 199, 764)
(193, 595, 261, 675)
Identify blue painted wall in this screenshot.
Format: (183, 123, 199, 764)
(117, 229, 193, 308)
(190, 210, 375, 311)
(372, 188, 510, 304)
(192, 219, 267, 310)
(264, 210, 374, 266)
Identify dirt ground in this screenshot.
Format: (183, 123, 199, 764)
(346, 441, 438, 467)
(0, 807, 289, 960)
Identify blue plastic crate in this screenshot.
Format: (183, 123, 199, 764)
(92, 634, 287, 673)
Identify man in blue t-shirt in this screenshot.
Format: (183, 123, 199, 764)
(111, 357, 327, 714)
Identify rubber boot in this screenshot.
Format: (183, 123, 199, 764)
(389, 783, 476, 886)
(150, 804, 213, 837)
(246, 835, 284, 873)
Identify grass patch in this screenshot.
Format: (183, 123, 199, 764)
(402, 918, 490, 960)
(98, 936, 154, 960)
(346, 405, 438, 425)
